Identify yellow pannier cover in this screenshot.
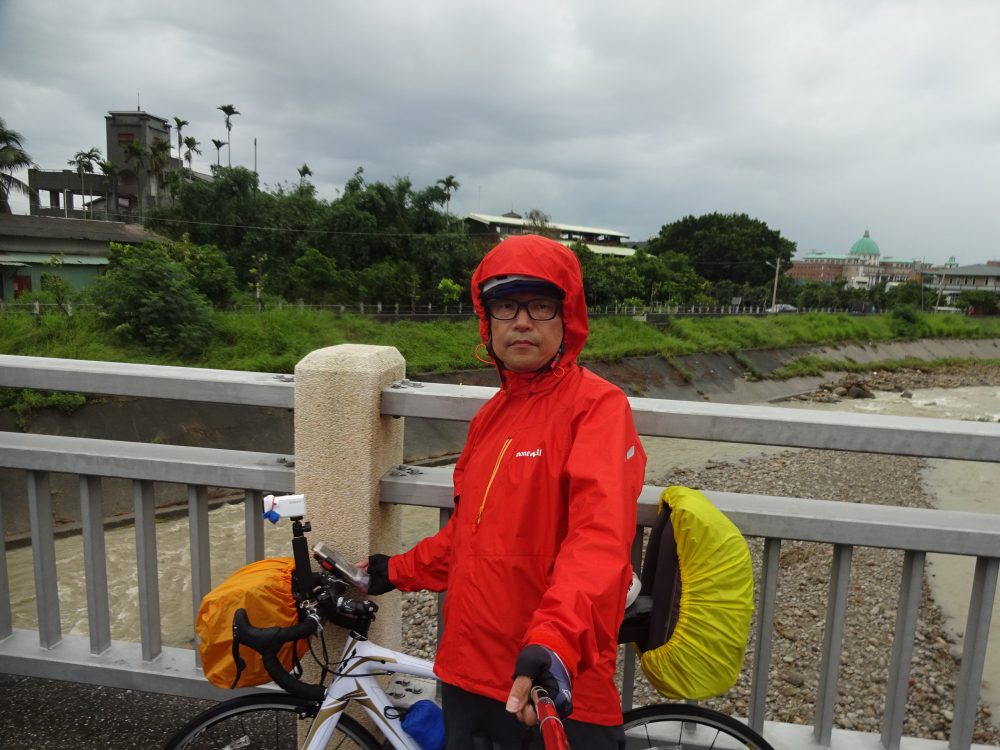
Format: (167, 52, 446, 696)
(196, 557, 309, 689)
(637, 486, 754, 700)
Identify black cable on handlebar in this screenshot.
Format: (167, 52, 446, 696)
(233, 608, 326, 702)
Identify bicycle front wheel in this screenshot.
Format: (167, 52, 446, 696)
(622, 703, 774, 750)
(164, 693, 383, 750)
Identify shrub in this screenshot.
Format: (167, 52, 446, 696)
(0, 388, 87, 430)
(892, 305, 921, 325)
(92, 242, 217, 355)
(166, 234, 238, 308)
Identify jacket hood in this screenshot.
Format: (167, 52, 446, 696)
(471, 235, 588, 367)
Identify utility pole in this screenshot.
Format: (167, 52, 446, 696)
(770, 258, 781, 310)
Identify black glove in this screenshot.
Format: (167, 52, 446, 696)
(366, 553, 396, 595)
(513, 644, 573, 718)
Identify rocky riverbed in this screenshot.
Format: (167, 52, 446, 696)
(786, 361, 1000, 406)
(400, 364, 1000, 745)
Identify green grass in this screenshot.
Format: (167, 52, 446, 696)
(770, 355, 1000, 380)
(2, 308, 999, 376)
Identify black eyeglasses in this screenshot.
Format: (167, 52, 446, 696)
(485, 297, 561, 321)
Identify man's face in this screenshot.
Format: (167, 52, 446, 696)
(487, 291, 564, 372)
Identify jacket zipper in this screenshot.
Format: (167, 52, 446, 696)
(474, 437, 512, 532)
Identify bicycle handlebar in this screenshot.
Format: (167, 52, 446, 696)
(233, 608, 325, 702)
(531, 686, 571, 750)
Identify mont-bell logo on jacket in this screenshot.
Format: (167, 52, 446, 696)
(515, 448, 543, 458)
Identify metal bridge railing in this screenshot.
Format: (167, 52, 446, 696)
(1, 353, 999, 749)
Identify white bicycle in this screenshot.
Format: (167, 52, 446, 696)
(164, 496, 773, 749)
(165, 498, 438, 750)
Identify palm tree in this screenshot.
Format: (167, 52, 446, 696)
(211, 138, 227, 167)
(98, 159, 119, 220)
(173, 117, 189, 162)
(68, 147, 102, 218)
(183, 136, 201, 171)
(124, 139, 148, 217)
(217, 104, 240, 166)
(0, 117, 36, 213)
(297, 163, 312, 188)
(436, 174, 460, 215)
(148, 138, 171, 207)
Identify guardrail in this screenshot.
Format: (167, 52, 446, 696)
(1, 352, 998, 749)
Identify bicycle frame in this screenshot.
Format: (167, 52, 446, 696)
(301, 631, 437, 749)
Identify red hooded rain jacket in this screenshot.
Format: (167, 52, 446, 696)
(390, 235, 647, 726)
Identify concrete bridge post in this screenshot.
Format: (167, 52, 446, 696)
(294, 344, 406, 652)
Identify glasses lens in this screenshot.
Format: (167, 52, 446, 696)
(487, 299, 518, 319)
(487, 298, 559, 321)
(527, 299, 558, 320)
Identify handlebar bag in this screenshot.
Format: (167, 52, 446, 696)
(196, 557, 310, 689)
(633, 486, 754, 700)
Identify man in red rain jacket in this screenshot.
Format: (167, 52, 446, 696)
(364, 234, 646, 749)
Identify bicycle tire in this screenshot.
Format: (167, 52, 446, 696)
(163, 693, 383, 750)
(622, 703, 774, 750)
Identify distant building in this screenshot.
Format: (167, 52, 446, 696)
(463, 212, 633, 257)
(0, 214, 164, 300)
(27, 110, 210, 223)
(921, 259, 1000, 304)
(788, 230, 927, 288)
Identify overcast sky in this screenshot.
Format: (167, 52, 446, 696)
(2, 1, 999, 265)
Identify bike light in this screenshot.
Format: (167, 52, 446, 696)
(262, 493, 307, 522)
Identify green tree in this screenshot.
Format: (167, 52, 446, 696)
(173, 116, 189, 162)
(217, 104, 240, 166)
(285, 247, 356, 303)
(571, 244, 641, 307)
(297, 163, 312, 189)
(92, 241, 216, 354)
(210, 138, 227, 167)
(98, 159, 120, 219)
(249, 252, 268, 311)
(436, 174, 460, 215)
(165, 234, 238, 308)
(146, 165, 264, 274)
(146, 160, 480, 305)
(793, 280, 846, 310)
(525, 208, 550, 231)
(40, 255, 74, 313)
(358, 260, 420, 303)
(68, 146, 101, 218)
(123, 139, 148, 216)
(437, 277, 462, 304)
(955, 289, 999, 315)
(631, 248, 707, 306)
(647, 212, 796, 287)
(0, 116, 35, 213)
(883, 281, 927, 310)
(148, 138, 171, 207)
(182, 136, 201, 171)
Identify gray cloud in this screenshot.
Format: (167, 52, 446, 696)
(2, 0, 999, 264)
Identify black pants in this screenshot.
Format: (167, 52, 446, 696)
(441, 682, 625, 750)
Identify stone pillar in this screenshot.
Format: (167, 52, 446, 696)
(293, 344, 405, 651)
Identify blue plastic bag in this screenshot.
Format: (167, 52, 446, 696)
(401, 699, 445, 750)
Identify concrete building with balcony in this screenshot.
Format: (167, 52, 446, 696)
(922, 260, 1000, 305)
(27, 110, 208, 223)
(463, 211, 634, 257)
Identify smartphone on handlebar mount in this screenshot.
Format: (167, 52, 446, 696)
(313, 542, 370, 590)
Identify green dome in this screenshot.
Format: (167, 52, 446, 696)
(849, 229, 880, 257)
